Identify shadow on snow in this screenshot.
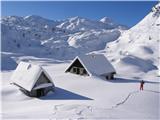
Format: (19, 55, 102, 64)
(40, 87, 93, 100)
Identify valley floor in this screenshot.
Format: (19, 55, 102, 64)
(0, 63, 160, 120)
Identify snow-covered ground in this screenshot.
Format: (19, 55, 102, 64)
(1, 2, 160, 120)
(1, 63, 160, 119)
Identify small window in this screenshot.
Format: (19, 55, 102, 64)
(73, 67, 77, 73)
(80, 68, 84, 75)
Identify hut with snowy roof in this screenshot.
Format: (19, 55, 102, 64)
(65, 54, 116, 80)
(10, 62, 55, 97)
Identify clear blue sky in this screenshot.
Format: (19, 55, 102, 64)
(1, 1, 158, 27)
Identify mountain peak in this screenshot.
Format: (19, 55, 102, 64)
(67, 16, 86, 21)
(22, 15, 58, 26)
(152, 2, 160, 17)
(24, 15, 42, 19)
(23, 15, 50, 21)
(100, 17, 112, 23)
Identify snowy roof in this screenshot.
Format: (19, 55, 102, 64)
(10, 62, 54, 91)
(66, 54, 116, 76)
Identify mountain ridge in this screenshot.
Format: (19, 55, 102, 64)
(1, 15, 127, 60)
(102, 3, 160, 77)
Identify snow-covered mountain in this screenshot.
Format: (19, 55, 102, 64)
(102, 3, 160, 77)
(100, 17, 128, 30)
(57, 16, 127, 32)
(1, 3, 160, 119)
(1, 15, 127, 61)
(1, 3, 159, 75)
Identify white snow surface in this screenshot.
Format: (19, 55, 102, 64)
(1, 3, 160, 120)
(1, 63, 160, 119)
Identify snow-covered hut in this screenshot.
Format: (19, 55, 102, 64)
(65, 54, 116, 79)
(10, 62, 55, 97)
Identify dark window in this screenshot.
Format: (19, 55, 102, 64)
(73, 67, 77, 73)
(77, 68, 80, 74)
(66, 59, 89, 76)
(37, 89, 44, 97)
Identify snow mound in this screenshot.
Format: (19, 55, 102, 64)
(1, 85, 32, 101)
(120, 55, 158, 73)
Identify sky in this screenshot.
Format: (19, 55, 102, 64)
(1, 1, 158, 27)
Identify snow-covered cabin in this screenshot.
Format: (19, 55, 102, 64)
(10, 62, 55, 97)
(65, 54, 116, 79)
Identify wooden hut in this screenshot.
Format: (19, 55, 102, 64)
(10, 62, 55, 97)
(65, 54, 116, 80)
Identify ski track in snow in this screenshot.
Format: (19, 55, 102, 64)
(111, 90, 139, 109)
(50, 89, 159, 119)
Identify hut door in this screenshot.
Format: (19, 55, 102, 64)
(77, 68, 80, 74)
(37, 89, 44, 97)
(72, 67, 77, 73)
(37, 89, 41, 97)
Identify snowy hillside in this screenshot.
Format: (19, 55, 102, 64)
(99, 3, 160, 78)
(1, 15, 127, 63)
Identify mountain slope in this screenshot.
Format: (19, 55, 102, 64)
(57, 16, 127, 32)
(103, 3, 160, 78)
(1, 15, 127, 64)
